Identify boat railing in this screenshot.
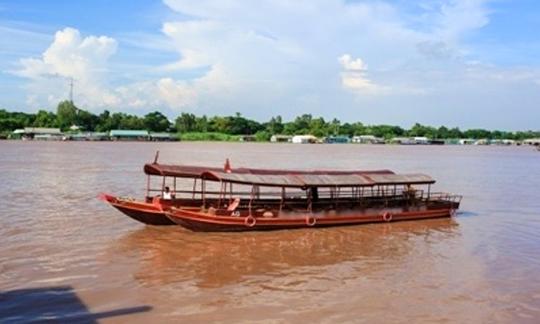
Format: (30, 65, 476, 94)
(147, 186, 429, 201)
(427, 192, 463, 204)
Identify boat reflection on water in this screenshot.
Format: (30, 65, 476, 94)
(113, 219, 460, 289)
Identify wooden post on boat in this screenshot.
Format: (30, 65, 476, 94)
(279, 187, 285, 215)
(307, 187, 312, 213)
(192, 179, 197, 199)
(248, 185, 255, 216)
(218, 180, 223, 209)
(202, 179, 206, 208)
(146, 175, 150, 198)
(161, 176, 166, 194)
(173, 177, 177, 197)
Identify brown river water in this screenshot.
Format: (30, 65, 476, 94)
(1, 141, 539, 323)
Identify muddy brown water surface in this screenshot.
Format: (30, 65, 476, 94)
(1, 141, 540, 323)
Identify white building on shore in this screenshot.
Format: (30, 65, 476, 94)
(352, 135, 385, 144)
(292, 135, 317, 144)
(523, 138, 540, 146)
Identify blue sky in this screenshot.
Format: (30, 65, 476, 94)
(1, 0, 539, 130)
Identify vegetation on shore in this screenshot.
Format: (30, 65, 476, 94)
(1, 100, 539, 141)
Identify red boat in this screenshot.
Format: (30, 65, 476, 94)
(164, 169, 462, 232)
(99, 157, 396, 226)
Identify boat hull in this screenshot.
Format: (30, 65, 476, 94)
(98, 193, 176, 226)
(165, 207, 457, 232)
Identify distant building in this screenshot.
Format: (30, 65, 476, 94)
(292, 135, 317, 144)
(10, 129, 26, 139)
(490, 139, 516, 146)
(68, 132, 109, 141)
(238, 135, 257, 142)
(389, 137, 415, 145)
(34, 134, 64, 141)
(352, 135, 385, 144)
(150, 133, 177, 141)
(325, 136, 350, 144)
(523, 138, 540, 146)
(458, 139, 476, 145)
(474, 139, 489, 145)
(414, 137, 429, 145)
(428, 139, 445, 145)
(13, 127, 64, 140)
(110, 130, 149, 141)
(270, 135, 292, 143)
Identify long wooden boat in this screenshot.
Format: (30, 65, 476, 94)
(99, 157, 395, 226)
(164, 169, 462, 232)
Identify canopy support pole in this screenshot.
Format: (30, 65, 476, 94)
(192, 179, 197, 199)
(248, 185, 254, 216)
(202, 180, 206, 208)
(307, 188, 312, 213)
(279, 187, 285, 215)
(218, 180, 223, 209)
(146, 175, 150, 198)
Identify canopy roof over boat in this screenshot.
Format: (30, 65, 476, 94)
(144, 163, 434, 187)
(144, 163, 223, 178)
(143, 163, 395, 178)
(201, 171, 374, 187)
(201, 170, 435, 188)
(364, 173, 436, 185)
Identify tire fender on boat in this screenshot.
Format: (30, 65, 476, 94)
(244, 215, 256, 227)
(306, 216, 317, 226)
(382, 212, 393, 222)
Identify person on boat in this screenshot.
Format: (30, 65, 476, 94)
(162, 186, 175, 200)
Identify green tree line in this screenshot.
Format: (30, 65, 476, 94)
(1, 101, 539, 140)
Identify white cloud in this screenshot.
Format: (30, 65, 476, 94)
(156, 0, 502, 105)
(338, 54, 387, 95)
(16, 27, 117, 80)
(14, 27, 120, 109)
(14, 27, 204, 112)
(339, 54, 368, 71)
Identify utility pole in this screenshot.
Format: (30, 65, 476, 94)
(69, 77, 74, 104)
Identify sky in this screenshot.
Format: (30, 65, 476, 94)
(1, 0, 539, 130)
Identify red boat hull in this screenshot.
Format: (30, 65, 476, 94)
(165, 207, 456, 232)
(98, 193, 175, 226)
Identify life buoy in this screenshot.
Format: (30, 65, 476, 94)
(306, 216, 317, 226)
(382, 212, 393, 222)
(231, 210, 241, 217)
(244, 215, 256, 227)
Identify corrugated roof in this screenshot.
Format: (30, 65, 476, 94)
(110, 130, 149, 136)
(144, 163, 395, 178)
(203, 171, 306, 187)
(150, 133, 174, 138)
(364, 173, 435, 185)
(144, 163, 433, 187)
(23, 127, 62, 134)
(144, 164, 224, 177)
(202, 171, 435, 187)
(296, 174, 372, 186)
